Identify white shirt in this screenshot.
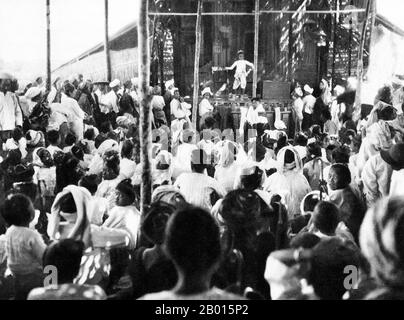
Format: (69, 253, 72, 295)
(174, 172, 226, 211)
(61, 94, 85, 122)
(199, 98, 213, 117)
(228, 60, 254, 75)
(302, 95, 316, 114)
(100, 90, 119, 114)
(5, 225, 46, 275)
(0, 92, 23, 131)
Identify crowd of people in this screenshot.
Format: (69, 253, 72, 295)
(1, 69, 404, 301)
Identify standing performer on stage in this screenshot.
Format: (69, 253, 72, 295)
(226, 50, 254, 97)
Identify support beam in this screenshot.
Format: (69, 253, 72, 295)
(138, 0, 152, 214)
(192, 0, 203, 129)
(353, 0, 373, 122)
(331, 0, 339, 89)
(252, 0, 259, 98)
(104, 0, 112, 82)
(46, 0, 51, 92)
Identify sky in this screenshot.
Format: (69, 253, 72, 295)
(0, 0, 403, 81)
(0, 0, 140, 80)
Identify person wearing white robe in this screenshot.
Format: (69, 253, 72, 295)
(263, 146, 312, 219)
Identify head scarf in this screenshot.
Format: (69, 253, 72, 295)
(153, 150, 173, 186)
(276, 146, 303, 173)
(26, 130, 45, 148)
(360, 197, 404, 289)
(48, 185, 93, 249)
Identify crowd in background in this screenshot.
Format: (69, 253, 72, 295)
(1, 70, 404, 300)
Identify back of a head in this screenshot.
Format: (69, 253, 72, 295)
(142, 201, 177, 245)
(309, 237, 360, 300)
(79, 174, 99, 195)
(165, 206, 221, 275)
(220, 190, 271, 236)
(1, 193, 33, 227)
(312, 201, 340, 236)
(12, 127, 24, 142)
(332, 145, 350, 164)
(47, 130, 60, 145)
(295, 133, 308, 147)
(59, 193, 77, 214)
(151, 186, 187, 208)
(307, 143, 322, 159)
(43, 239, 84, 283)
(239, 166, 264, 191)
(121, 140, 134, 159)
(65, 132, 77, 147)
(84, 128, 95, 141)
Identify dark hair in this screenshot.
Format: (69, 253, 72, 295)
(84, 128, 95, 141)
(65, 132, 77, 147)
(332, 146, 351, 164)
(121, 140, 134, 159)
(5, 149, 22, 167)
(59, 193, 77, 214)
(79, 174, 99, 195)
(47, 130, 60, 145)
(312, 201, 340, 236)
(116, 179, 137, 204)
(165, 206, 221, 274)
(103, 149, 120, 179)
(310, 125, 322, 137)
(100, 122, 111, 134)
(63, 83, 75, 96)
(1, 194, 33, 227)
(290, 233, 321, 249)
(239, 166, 264, 191)
(43, 239, 84, 283)
(141, 201, 177, 245)
(375, 85, 393, 106)
(284, 149, 295, 164)
(295, 133, 308, 147)
(303, 193, 321, 213)
(330, 164, 351, 189)
(220, 190, 272, 250)
(307, 143, 322, 159)
(309, 238, 360, 300)
(378, 105, 397, 121)
(12, 127, 23, 142)
(37, 148, 54, 167)
(55, 153, 82, 193)
(204, 116, 216, 129)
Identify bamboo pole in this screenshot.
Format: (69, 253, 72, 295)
(252, 0, 260, 98)
(46, 0, 51, 91)
(138, 0, 152, 214)
(353, 0, 372, 122)
(331, 0, 339, 89)
(104, 0, 112, 82)
(192, 0, 203, 129)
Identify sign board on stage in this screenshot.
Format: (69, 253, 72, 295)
(263, 81, 291, 100)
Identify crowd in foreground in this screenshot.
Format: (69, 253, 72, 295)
(1, 71, 404, 300)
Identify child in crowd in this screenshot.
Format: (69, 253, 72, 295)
(46, 129, 62, 158)
(63, 132, 77, 153)
(1, 194, 47, 300)
(28, 239, 106, 300)
(3, 127, 27, 159)
(102, 179, 141, 249)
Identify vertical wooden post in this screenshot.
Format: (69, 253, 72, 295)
(252, 0, 260, 98)
(367, 0, 377, 66)
(138, 0, 152, 214)
(46, 0, 51, 92)
(353, 0, 372, 122)
(104, 0, 112, 82)
(331, 0, 339, 89)
(192, 0, 203, 129)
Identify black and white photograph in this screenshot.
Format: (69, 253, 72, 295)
(0, 0, 404, 307)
